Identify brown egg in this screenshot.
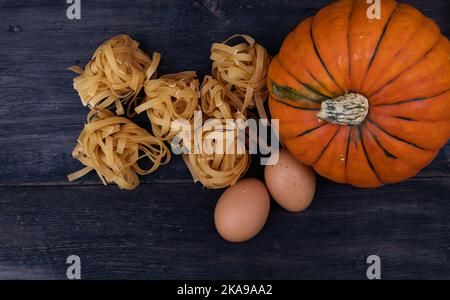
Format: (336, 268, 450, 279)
(214, 178, 270, 242)
(264, 149, 316, 213)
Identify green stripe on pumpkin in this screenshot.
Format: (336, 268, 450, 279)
(270, 81, 324, 105)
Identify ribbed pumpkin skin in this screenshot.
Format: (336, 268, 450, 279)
(268, 0, 450, 188)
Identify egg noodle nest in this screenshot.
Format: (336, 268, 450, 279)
(135, 71, 200, 141)
(68, 109, 170, 190)
(69, 34, 271, 190)
(69, 34, 160, 116)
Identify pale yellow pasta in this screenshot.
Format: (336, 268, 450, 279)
(135, 71, 200, 141)
(182, 34, 271, 189)
(182, 119, 250, 189)
(201, 75, 244, 120)
(210, 34, 271, 119)
(67, 34, 271, 190)
(68, 109, 170, 190)
(70, 35, 160, 116)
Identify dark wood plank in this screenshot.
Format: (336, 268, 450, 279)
(0, 0, 448, 185)
(0, 178, 448, 280)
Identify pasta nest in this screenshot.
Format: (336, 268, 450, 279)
(182, 118, 250, 189)
(201, 75, 245, 120)
(210, 34, 271, 119)
(68, 109, 170, 190)
(180, 35, 271, 189)
(70, 34, 160, 116)
(135, 71, 200, 141)
(182, 76, 252, 189)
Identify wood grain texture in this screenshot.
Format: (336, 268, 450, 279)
(0, 0, 449, 279)
(0, 179, 449, 280)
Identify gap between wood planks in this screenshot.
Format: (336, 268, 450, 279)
(1, 173, 448, 188)
(0, 179, 195, 188)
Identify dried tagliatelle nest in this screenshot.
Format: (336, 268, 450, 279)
(182, 95, 251, 189)
(135, 71, 200, 141)
(68, 109, 170, 190)
(70, 34, 161, 116)
(210, 34, 271, 119)
(181, 34, 271, 189)
(201, 75, 243, 120)
(182, 118, 250, 189)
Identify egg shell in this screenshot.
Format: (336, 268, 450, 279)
(214, 178, 270, 243)
(264, 149, 316, 213)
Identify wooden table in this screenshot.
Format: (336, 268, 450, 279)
(0, 0, 448, 279)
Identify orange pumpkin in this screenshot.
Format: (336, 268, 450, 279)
(268, 0, 450, 188)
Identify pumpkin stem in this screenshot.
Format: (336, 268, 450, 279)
(317, 93, 369, 126)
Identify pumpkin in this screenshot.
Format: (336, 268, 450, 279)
(268, 0, 450, 188)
